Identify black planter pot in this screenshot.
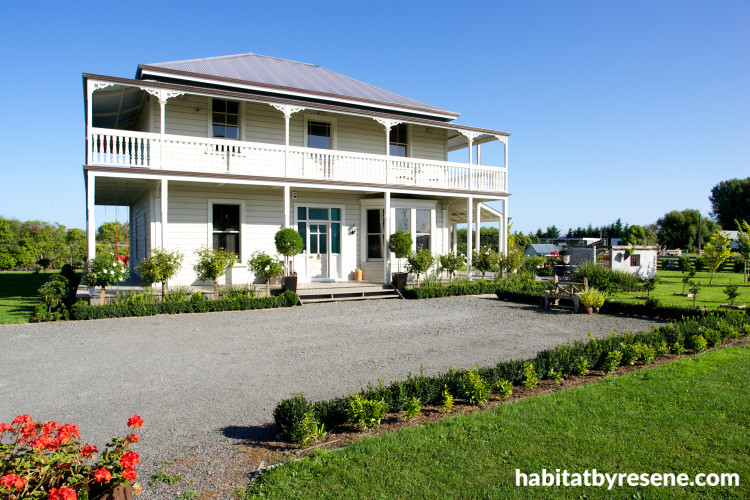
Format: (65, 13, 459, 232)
(392, 272, 408, 292)
(282, 275, 298, 292)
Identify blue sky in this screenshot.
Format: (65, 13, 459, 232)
(0, 0, 747, 234)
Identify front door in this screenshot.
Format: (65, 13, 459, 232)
(308, 222, 329, 279)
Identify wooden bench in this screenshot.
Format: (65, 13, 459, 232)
(544, 277, 589, 311)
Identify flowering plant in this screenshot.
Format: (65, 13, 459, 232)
(0, 414, 143, 499)
(85, 254, 130, 305)
(248, 251, 284, 296)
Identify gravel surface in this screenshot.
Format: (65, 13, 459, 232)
(0, 295, 660, 498)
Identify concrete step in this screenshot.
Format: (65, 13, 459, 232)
(297, 286, 402, 304)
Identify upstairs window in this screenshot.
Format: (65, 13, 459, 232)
(389, 123, 408, 157)
(212, 99, 239, 139)
(630, 254, 640, 267)
(213, 204, 240, 257)
(307, 121, 331, 149)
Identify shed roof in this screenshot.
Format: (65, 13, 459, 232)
(137, 53, 459, 120)
(525, 244, 559, 255)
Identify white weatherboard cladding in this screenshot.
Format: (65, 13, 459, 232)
(165, 183, 283, 287)
(610, 248, 658, 279)
(151, 95, 210, 137)
(245, 101, 285, 145)
(411, 126, 447, 161)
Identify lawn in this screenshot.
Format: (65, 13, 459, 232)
(244, 345, 749, 499)
(611, 270, 749, 309)
(0, 271, 54, 324)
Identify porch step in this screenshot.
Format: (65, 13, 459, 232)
(297, 285, 402, 304)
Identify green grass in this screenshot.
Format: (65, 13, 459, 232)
(612, 270, 749, 308)
(0, 271, 54, 324)
(244, 345, 750, 499)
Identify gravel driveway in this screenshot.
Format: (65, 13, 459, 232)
(1, 295, 660, 497)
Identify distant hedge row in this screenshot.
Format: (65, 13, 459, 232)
(273, 312, 748, 440)
(70, 290, 299, 320)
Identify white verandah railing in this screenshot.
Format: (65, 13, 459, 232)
(88, 128, 507, 193)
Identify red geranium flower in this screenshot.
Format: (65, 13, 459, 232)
(1, 474, 27, 489)
(0, 422, 12, 433)
(81, 445, 98, 456)
(12, 414, 32, 424)
(120, 451, 140, 468)
(48, 486, 77, 500)
(43, 421, 59, 434)
(94, 468, 112, 483)
(121, 467, 138, 481)
(127, 415, 144, 428)
(126, 433, 139, 443)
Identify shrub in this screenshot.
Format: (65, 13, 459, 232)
(273, 394, 313, 440)
(723, 284, 740, 305)
(38, 274, 69, 313)
(573, 356, 589, 376)
(295, 410, 326, 447)
(671, 341, 686, 355)
(193, 248, 237, 297)
(441, 387, 453, 412)
(496, 378, 513, 399)
(275, 228, 304, 275)
(522, 362, 539, 390)
(347, 394, 388, 429)
(249, 251, 284, 296)
(601, 350, 622, 375)
(678, 255, 693, 272)
(163, 285, 192, 303)
(620, 343, 640, 366)
(694, 255, 706, 271)
(578, 288, 606, 308)
(406, 248, 434, 287)
(137, 248, 183, 300)
(388, 231, 412, 273)
(461, 370, 491, 405)
(640, 344, 656, 364)
(691, 335, 708, 352)
(403, 396, 422, 421)
(574, 260, 641, 293)
(548, 368, 564, 384)
(655, 341, 670, 357)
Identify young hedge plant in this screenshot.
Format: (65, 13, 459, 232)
(193, 248, 237, 298)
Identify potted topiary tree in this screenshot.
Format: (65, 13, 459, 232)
(577, 288, 606, 314)
(193, 247, 237, 298)
(275, 228, 304, 292)
(249, 251, 284, 297)
(388, 230, 412, 292)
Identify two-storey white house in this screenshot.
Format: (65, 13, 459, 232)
(83, 53, 510, 286)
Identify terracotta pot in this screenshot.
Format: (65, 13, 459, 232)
(88, 484, 134, 500)
(579, 305, 594, 314)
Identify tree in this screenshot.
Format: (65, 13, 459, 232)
(193, 248, 237, 297)
(96, 221, 129, 257)
(65, 229, 87, 266)
(702, 230, 732, 285)
(406, 248, 434, 286)
(249, 251, 284, 296)
(138, 248, 184, 300)
(274, 228, 304, 276)
(735, 219, 750, 284)
(388, 231, 412, 273)
(473, 245, 500, 279)
(623, 225, 658, 247)
(438, 253, 464, 283)
(86, 253, 130, 305)
(656, 209, 719, 252)
(709, 177, 750, 228)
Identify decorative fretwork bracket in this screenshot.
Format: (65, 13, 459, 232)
(89, 81, 116, 93)
(458, 130, 481, 144)
(271, 103, 304, 118)
(374, 118, 402, 131)
(494, 135, 508, 144)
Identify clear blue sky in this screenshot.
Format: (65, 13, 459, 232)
(0, 0, 747, 234)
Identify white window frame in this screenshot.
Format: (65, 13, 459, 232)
(389, 123, 410, 157)
(304, 114, 337, 150)
(209, 97, 242, 140)
(207, 199, 246, 264)
(359, 198, 437, 261)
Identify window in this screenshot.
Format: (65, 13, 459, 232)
(630, 254, 640, 267)
(367, 209, 383, 260)
(307, 121, 331, 149)
(297, 206, 341, 255)
(212, 204, 240, 256)
(415, 209, 430, 251)
(212, 99, 239, 139)
(395, 208, 410, 233)
(389, 123, 408, 157)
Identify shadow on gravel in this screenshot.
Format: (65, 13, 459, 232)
(218, 424, 291, 453)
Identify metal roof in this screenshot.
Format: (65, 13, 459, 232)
(524, 244, 559, 256)
(137, 53, 459, 119)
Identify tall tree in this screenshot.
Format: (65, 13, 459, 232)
(709, 177, 750, 228)
(96, 221, 129, 257)
(735, 219, 750, 283)
(702, 230, 732, 285)
(656, 209, 719, 252)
